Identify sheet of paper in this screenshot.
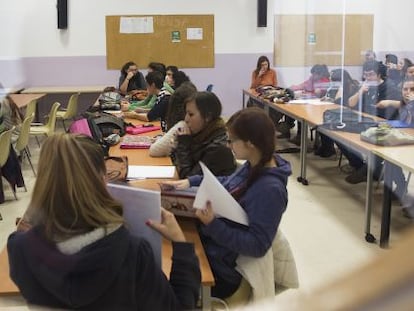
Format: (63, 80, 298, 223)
(187, 27, 203, 40)
(288, 99, 334, 105)
(193, 162, 248, 226)
(120, 16, 154, 34)
(127, 165, 175, 179)
(107, 183, 161, 267)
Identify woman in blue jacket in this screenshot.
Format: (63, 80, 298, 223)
(163, 107, 291, 299)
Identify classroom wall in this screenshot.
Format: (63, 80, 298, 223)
(1, 0, 413, 116)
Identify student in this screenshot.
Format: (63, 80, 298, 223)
(172, 91, 236, 178)
(133, 71, 172, 132)
(165, 65, 179, 88)
(278, 64, 330, 142)
(315, 69, 360, 157)
(118, 61, 146, 95)
(7, 133, 201, 310)
(163, 107, 291, 299)
(385, 54, 401, 85)
(341, 60, 402, 185)
(149, 82, 197, 157)
(0, 94, 23, 143)
(250, 55, 278, 89)
(248, 55, 281, 127)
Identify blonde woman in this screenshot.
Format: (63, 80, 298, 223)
(7, 133, 200, 310)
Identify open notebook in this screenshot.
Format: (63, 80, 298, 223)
(107, 183, 161, 267)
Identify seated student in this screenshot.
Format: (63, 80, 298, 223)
(397, 57, 413, 86)
(162, 107, 291, 299)
(7, 133, 201, 310)
(124, 62, 173, 113)
(132, 71, 172, 132)
(385, 54, 402, 86)
(315, 69, 360, 157)
(165, 65, 179, 88)
(149, 82, 197, 157)
(172, 91, 236, 178)
(250, 55, 278, 89)
(248, 55, 281, 127)
(278, 64, 330, 142)
(118, 61, 146, 96)
(339, 60, 402, 185)
(0, 94, 24, 143)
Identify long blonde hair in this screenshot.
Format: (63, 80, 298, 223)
(28, 133, 123, 241)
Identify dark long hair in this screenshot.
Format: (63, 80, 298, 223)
(120, 61, 136, 75)
(166, 82, 197, 129)
(226, 107, 276, 199)
(330, 68, 359, 95)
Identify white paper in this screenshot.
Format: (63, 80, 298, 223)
(288, 99, 334, 105)
(107, 183, 161, 267)
(193, 162, 248, 226)
(186, 27, 203, 40)
(127, 165, 175, 179)
(120, 17, 154, 34)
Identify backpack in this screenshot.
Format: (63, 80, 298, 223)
(321, 107, 378, 134)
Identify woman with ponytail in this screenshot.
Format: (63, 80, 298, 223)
(162, 107, 291, 299)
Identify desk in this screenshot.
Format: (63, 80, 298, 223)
(243, 89, 414, 246)
(21, 86, 107, 94)
(0, 219, 214, 310)
(9, 93, 46, 109)
(373, 146, 414, 248)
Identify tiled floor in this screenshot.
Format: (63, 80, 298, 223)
(0, 129, 413, 309)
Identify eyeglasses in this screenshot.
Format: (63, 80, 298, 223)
(363, 71, 377, 78)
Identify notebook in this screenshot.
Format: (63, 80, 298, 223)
(107, 183, 162, 267)
(120, 136, 153, 149)
(126, 125, 161, 135)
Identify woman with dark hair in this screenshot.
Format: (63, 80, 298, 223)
(172, 91, 236, 178)
(250, 55, 277, 89)
(149, 82, 197, 157)
(118, 61, 146, 95)
(162, 107, 291, 299)
(7, 133, 201, 310)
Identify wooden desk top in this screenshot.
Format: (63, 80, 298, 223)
(373, 145, 414, 173)
(22, 86, 107, 94)
(9, 93, 47, 109)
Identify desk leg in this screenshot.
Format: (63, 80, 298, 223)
(380, 161, 392, 248)
(364, 153, 376, 243)
(201, 286, 211, 311)
(297, 121, 309, 185)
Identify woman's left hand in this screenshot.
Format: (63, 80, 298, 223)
(195, 201, 215, 225)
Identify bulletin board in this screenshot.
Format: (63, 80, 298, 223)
(106, 15, 214, 69)
(274, 15, 373, 66)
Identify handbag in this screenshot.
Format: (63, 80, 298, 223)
(105, 156, 128, 182)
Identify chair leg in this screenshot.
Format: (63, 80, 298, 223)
(35, 136, 40, 147)
(25, 148, 36, 176)
(62, 119, 67, 132)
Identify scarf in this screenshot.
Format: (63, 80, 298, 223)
(192, 117, 226, 144)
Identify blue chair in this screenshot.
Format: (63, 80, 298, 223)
(206, 84, 213, 92)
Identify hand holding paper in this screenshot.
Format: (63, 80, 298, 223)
(193, 162, 249, 226)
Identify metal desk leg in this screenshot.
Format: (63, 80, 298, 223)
(201, 286, 211, 311)
(297, 121, 309, 185)
(364, 153, 376, 243)
(380, 161, 392, 248)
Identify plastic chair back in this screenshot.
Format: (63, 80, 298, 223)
(62, 93, 80, 119)
(15, 114, 35, 153)
(206, 84, 214, 92)
(0, 127, 15, 167)
(25, 99, 37, 119)
(45, 102, 61, 134)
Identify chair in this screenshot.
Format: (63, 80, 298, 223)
(24, 98, 37, 119)
(0, 127, 18, 200)
(56, 93, 80, 131)
(15, 114, 36, 177)
(206, 84, 214, 92)
(30, 102, 61, 146)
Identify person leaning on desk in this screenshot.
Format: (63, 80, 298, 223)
(7, 133, 201, 310)
(118, 61, 147, 96)
(162, 108, 291, 300)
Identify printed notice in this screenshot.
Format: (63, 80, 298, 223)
(187, 27, 203, 40)
(120, 16, 154, 34)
